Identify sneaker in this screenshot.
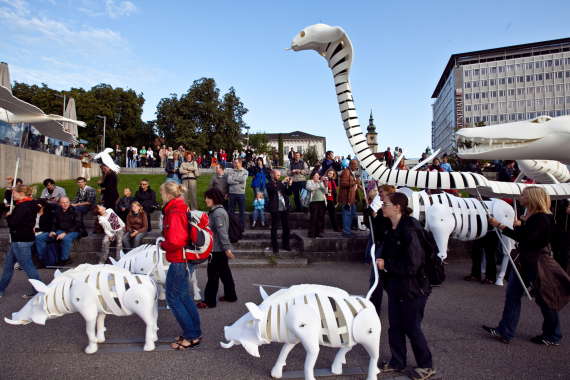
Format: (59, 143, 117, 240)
(380, 362, 402, 373)
(530, 335, 560, 346)
(495, 279, 504, 286)
(252, 222, 256, 228)
(14, 263, 22, 271)
(412, 367, 437, 380)
(482, 325, 510, 344)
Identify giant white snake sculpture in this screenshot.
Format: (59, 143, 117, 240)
(290, 24, 570, 199)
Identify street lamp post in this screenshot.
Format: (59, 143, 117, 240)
(245, 125, 251, 147)
(96, 115, 107, 149)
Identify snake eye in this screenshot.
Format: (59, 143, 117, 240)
(300, 31, 306, 38)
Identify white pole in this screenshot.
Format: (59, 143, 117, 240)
(359, 170, 380, 300)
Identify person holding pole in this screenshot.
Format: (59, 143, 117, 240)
(484, 187, 563, 346)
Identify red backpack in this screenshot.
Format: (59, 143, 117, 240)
(184, 210, 213, 264)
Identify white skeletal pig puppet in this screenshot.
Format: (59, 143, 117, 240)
(4, 264, 158, 354)
(220, 284, 381, 380)
(110, 238, 201, 301)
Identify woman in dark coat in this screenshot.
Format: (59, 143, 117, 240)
(135, 179, 157, 232)
(375, 192, 435, 380)
(485, 186, 563, 346)
(99, 164, 119, 210)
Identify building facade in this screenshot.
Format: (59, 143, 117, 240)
(432, 38, 570, 154)
(266, 131, 326, 160)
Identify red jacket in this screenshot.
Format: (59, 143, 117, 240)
(160, 196, 189, 263)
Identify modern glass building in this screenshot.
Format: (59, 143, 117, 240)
(431, 38, 570, 154)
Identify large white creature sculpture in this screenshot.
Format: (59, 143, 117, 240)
(94, 147, 121, 173)
(110, 238, 202, 301)
(289, 24, 570, 199)
(4, 264, 159, 354)
(398, 187, 515, 285)
(220, 285, 381, 380)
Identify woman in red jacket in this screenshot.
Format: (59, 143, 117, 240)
(159, 181, 202, 350)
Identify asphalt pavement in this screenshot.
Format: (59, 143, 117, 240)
(0, 260, 568, 380)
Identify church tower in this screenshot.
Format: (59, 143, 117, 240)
(366, 110, 378, 153)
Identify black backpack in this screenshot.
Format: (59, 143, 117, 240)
(419, 228, 446, 286)
(228, 212, 243, 243)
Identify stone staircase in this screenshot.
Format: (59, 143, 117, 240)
(0, 211, 372, 267)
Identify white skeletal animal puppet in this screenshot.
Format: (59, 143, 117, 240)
(94, 147, 120, 173)
(4, 264, 158, 354)
(398, 187, 515, 285)
(289, 24, 570, 200)
(220, 284, 381, 380)
(110, 238, 202, 301)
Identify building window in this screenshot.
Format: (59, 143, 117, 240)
(464, 69, 472, 77)
(490, 103, 496, 110)
(516, 63, 523, 71)
(499, 78, 506, 85)
(517, 113, 525, 120)
(481, 92, 487, 99)
(526, 87, 534, 95)
(481, 79, 488, 86)
(516, 88, 524, 95)
(509, 114, 516, 121)
(491, 90, 497, 98)
(473, 81, 479, 87)
(554, 59, 561, 66)
(566, 58, 570, 65)
(474, 92, 480, 99)
(490, 67, 497, 74)
(474, 116, 480, 123)
(566, 96, 570, 103)
(508, 101, 515, 108)
(465, 117, 472, 123)
(556, 71, 564, 79)
(556, 110, 564, 116)
(499, 89, 505, 97)
(507, 77, 514, 84)
(526, 99, 533, 107)
(566, 71, 570, 78)
(556, 84, 564, 92)
(481, 68, 487, 75)
(500, 114, 507, 122)
(474, 68, 480, 76)
(556, 97, 564, 105)
(547, 84, 554, 92)
(499, 102, 506, 111)
(518, 100, 525, 108)
(464, 82, 471, 89)
(508, 89, 516, 96)
(489, 78, 496, 86)
(536, 87, 543, 94)
(546, 98, 554, 107)
(498, 66, 505, 73)
(536, 99, 543, 106)
(466, 105, 472, 111)
(507, 64, 515, 72)
(566, 83, 570, 91)
(517, 76, 524, 83)
(473, 104, 480, 111)
(535, 61, 543, 69)
(526, 75, 533, 82)
(482, 116, 488, 122)
(535, 73, 543, 81)
(545, 60, 553, 67)
(465, 93, 472, 100)
(482, 104, 489, 111)
(491, 115, 498, 122)
(525, 63, 533, 70)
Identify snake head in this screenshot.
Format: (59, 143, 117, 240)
(290, 23, 345, 54)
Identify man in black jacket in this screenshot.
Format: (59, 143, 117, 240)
(35, 197, 80, 264)
(266, 169, 293, 254)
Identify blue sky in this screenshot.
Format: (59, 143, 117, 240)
(1, 0, 569, 157)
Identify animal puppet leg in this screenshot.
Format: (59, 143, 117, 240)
(96, 313, 107, 343)
(70, 283, 100, 354)
(352, 307, 381, 380)
(271, 343, 297, 379)
(123, 286, 158, 351)
(331, 346, 352, 375)
(189, 270, 201, 301)
(285, 304, 321, 380)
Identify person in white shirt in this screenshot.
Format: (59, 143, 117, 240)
(95, 204, 125, 264)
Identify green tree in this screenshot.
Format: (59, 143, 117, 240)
(249, 132, 270, 154)
(278, 133, 284, 166)
(304, 145, 319, 167)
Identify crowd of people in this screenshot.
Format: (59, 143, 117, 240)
(0, 143, 569, 380)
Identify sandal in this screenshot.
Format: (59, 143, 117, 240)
(172, 337, 202, 350)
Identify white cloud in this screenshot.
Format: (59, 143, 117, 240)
(0, 0, 28, 14)
(105, 0, 136, 18)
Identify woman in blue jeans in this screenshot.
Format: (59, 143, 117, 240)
(485, 186, 562, 346)
(0, 184, 42, 299)
(159, 181, 202, 350)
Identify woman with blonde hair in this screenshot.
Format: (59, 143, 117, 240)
(159, 181, 202, 350)
(0, 184, 42, 299)
(485, 186, 564, 346)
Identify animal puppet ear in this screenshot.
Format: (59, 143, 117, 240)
(245, 302, 264, 321)
(259, 286, 269, 300)
(53, 269, 62, 278)
(29, 279, 48, 294)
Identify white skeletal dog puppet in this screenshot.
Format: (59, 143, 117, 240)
(110, 238, 201, 301)
(220, 284, 381, 380)
(4, 264, 158, 354)
(93, 147, 120, 173)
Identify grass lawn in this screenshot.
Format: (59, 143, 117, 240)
(2, 174, 258, 212)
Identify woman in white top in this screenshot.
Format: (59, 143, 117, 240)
(95, 204, 125, 263)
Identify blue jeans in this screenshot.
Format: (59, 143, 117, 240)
(166, 262, 202, 340)
(497, 274, 562, 342)
(35, 230, 80, 261)
(252, 209, 265, 224)
(0, 241, 40, 293)
(341, 204, 357, 235)
(228, 193, 245, 228)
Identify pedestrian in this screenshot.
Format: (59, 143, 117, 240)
(266, 169, 292, 253)
(484, 186, 569, 346)
(40, 178, 67, 206)
(0, 184, 42, 299)
(323, 169, 339, 232)
(197, 188, 237, 309)
(305, 172, 327, 238)
(139, 146, 147, 167)
(95, 204, 125, 264)
(159, 181, 202, 350)
(498, 160, 517, 182)
(288, 152, 309, 212)
(376, 192, 436, 379)
(440, 154, 453, 172)
(99, 164, 119, 210)
(226, 158, 248, 229)
(135, 179, 157, 233)
(127, 147, 135, 168)
(116, 187, 135, 222)
(384, 147, 393, 168)
(252, 192, 265, 228)
(70, 176, 96, 228)
(35, 196, 80, 266)
(165, 151, 182, 184)
(159, 145, 167, 168)
(338, 160, 360, 237)
(80, 151, 92, 180)
(319, 151, 341, 176)
(251, 157, 269, 200)
(209, 165, 229, 202)
(179, 151, 200, 210)
(122, 201, 148, 253)
(287, 147, 295, 163)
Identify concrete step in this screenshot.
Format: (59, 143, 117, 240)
(232, 248, 302, 259)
